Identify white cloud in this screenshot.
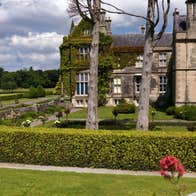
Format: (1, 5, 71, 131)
(0, 32, 63, 71)
(0, 0, 188, 71)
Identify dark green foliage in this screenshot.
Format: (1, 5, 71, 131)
(71, 19, 93, 37)
(0, 93, 23, 101)
(37, 85, 46, 97)
(0, 67, 59, 89)
(99, 33, 113, 53)
(0, 72, 17, 90)
(19, 112, 38, 120)
(28, 86, 46, 98)
(166, 106, 176, 115)
(0, 127, 195, 171)
(113, 102, 136, 117)
(45, 105, 63, 114)
(98, 56, 114, 106)
(174, 105, 196, 121)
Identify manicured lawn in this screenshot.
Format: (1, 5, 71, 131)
(1, 95, 58, 106)
(42, 107, 188, 130)
(68, 106, 175, 120)
(0, 169, 195, 196)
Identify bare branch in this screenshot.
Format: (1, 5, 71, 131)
(67, 0, 93, 23)
(87, 0, 94, 21)
(154, 0, 170, 41)
(154, 0, 160, 28)
(100, 0, 154, 25)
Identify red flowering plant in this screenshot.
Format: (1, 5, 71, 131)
(159, 156, 186, 196)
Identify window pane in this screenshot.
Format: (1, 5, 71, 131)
(85, 73, 88, 81)
(81, 83, 84, 95)
(76, 83, 80, 95)
(81, 73, 84, 82)
(76, 74, 79, 82)
(85, 82, 88, 94)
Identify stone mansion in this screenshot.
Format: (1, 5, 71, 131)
(58, 0, 196, 107)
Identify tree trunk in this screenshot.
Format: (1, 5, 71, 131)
(136, 0, 154, 130)
(86, 20, 100, 130)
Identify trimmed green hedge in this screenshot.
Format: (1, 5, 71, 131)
(0, 126, 195, 171)
(0, 93, 23, 101)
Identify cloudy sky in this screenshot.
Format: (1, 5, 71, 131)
(0, 0, 186, 71)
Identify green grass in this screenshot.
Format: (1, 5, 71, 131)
(1, 95, 58, 106)
(69, 106, 175, 120)
(0, 169, 195, 196)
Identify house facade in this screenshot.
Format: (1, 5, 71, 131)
(58, 0, 196, 107)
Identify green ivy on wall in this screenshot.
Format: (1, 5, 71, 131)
(57, 19, 143, 104)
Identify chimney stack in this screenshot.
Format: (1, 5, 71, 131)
(141, 25, 145, 34)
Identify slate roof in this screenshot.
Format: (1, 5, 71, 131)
(112, 33, 173, 47)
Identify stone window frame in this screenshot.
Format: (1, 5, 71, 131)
(135, 54, 144, 68)
(135, 75, 142, 93)
(113, 78, 122, 94)
(83, 29, 91, 35)
(76, 72, 89, 96)
(159, 52, 167, 67)
(159, 75, 167, 93)
(79, 47, 90, 60)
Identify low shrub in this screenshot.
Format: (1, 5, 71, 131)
(175, 105, 196, 121)
(112, 103, 136, 118)
(19, 111, 38, 120)
(166, 106, 176, 115)
(0, 126, 195, 171)
(45, 105, 62, 114)
(0, 93, 23, 101)
(28, 86, 46, 98)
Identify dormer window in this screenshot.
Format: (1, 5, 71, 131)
(79, 47, 90, 60)
(84, 30, 90, 35)
(159, 53, 167, 67)
(135, 55, 143, 68)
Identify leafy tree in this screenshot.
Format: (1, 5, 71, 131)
(28, 85, 46, 98)
(37, 85, 46, 97)
(28, 86, 37, 98)
(0, 72, 17, 90)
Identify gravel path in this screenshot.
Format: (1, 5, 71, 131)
(0, 162, 195, 177)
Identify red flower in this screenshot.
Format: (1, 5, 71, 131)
(159, 156, 185, 177)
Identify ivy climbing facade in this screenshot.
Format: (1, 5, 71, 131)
(58, 1, 196, 107)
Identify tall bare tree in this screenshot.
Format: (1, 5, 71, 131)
(101, 0, 170, 130)
(68, 0, 101, 130)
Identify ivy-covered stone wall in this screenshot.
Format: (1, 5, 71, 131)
(56, 20, 142, 105)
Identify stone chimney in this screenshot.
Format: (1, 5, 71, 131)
(186, 0, 196, 28)
(105, 17, 112, 35)
(140, 25, 145, 34)
(185, 0, 196, 38)
(99, 11, 106, 34)
(173, 8, 180, 33)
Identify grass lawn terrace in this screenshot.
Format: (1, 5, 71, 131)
(0, 168, 195, 196)
(68, 106, 175, 120)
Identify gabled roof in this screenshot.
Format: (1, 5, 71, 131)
(112, 33, 173, 47)
(175, 15, 187, 32)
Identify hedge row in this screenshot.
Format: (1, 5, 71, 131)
(0, 93, 24, 101)
(0, 126, 195, 171)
